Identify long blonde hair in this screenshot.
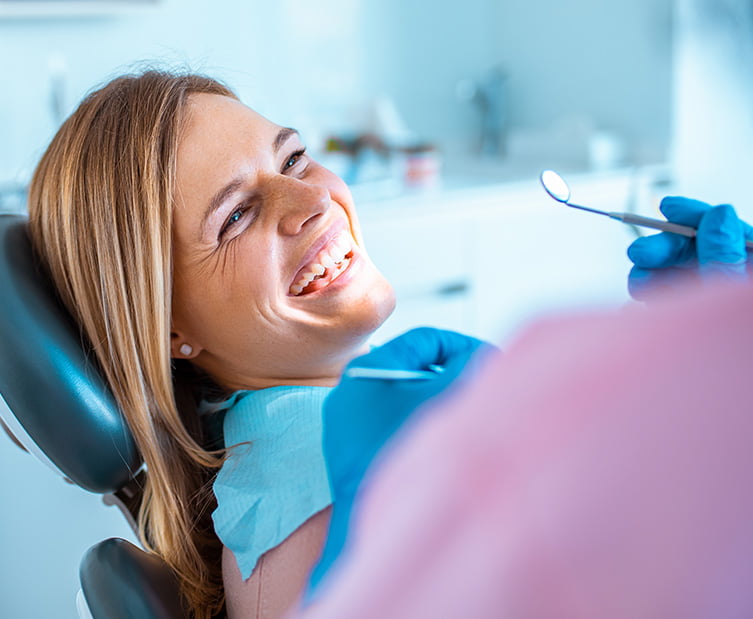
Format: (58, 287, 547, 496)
(28, 70, 236, 618)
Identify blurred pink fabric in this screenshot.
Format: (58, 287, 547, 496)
(292, 280, 753, 619)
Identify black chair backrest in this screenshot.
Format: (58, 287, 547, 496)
(0, 214, 193, 618)
(0, 214, 141, 493)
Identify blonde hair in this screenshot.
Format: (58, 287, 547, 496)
(28, 70, 236, 618)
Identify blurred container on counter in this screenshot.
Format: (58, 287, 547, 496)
(319, 95, 441, 193)
(401, 143, 442, 189)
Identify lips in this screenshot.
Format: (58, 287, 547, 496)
(289, 229, 354, 296)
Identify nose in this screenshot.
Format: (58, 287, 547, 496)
(273, 176, 330, 236)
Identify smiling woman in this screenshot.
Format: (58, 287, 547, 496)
(25, 70, 396, 618)
(171, 93, 394, 392)
(170, 92, 397, 616)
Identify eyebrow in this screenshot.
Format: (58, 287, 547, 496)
(201, 127, 300, 235)
(274, 127, 299, 153)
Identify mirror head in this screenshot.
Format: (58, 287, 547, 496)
(540, 169, 571, 203)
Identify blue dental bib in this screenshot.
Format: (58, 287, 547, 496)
(207, 385, 333, 579)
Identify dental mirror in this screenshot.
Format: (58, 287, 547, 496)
(540, 169, 618, 217)
(540, 169, 571, 203)
(539, 169, 753, 249)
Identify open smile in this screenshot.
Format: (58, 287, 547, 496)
(289, 229, 355, 296)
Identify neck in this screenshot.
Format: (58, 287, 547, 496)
(208, 341, 372, 393)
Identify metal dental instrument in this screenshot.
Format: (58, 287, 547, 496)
(344, 364, 445, 381)
(539, 169, 753, 249)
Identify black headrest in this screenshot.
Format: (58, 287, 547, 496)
(0, 214, 141, 493)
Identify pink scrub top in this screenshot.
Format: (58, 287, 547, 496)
(292, 279, 753, 619)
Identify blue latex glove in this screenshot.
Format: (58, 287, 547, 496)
(306, 327, 493, 600)
(627, 196, 753, 300)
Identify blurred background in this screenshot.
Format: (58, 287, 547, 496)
(1, 0, 752, 616)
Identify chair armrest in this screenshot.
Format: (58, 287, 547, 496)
(79, 538, 186, 619)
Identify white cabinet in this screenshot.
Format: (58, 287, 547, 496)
(358, 169, 644, 346)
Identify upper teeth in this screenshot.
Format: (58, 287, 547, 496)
(290, 231, 353, 295)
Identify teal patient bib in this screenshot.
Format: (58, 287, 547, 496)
(208, 385, 333, 580)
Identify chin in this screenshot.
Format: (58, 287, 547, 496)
(376, 281, 397, 327)
(358, 277, 397, 336)
(334, 276, 395, 343)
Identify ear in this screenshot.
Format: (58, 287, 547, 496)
(170, 330, 202, 359)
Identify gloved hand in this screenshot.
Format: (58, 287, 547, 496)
(306, 327, 494, 599)
(627, 196, 753, 300)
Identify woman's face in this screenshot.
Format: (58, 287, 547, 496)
(171, 94, 395, 390)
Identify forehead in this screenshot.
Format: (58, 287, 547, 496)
(175, 94, 281, 212)
(180, 93, 278, 160)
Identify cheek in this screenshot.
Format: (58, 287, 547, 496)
(219, 244, 278, 309)
(174, 242, 274, 326)
(335, 188, 365, 245)
(316, 165, 362, 236)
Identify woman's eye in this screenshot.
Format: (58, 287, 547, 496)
(220, 207, 247, 238)
(284, 148, 307, 171)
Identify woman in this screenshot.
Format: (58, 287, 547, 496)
(29, 68, 749, 619)
(26, 69, 405, 618)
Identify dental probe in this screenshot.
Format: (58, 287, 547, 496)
(344, 364, 445, 381)
(540, 169, 753, 249)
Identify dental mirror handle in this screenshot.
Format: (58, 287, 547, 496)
(609, 211, 753, 250)
(344, 364, 445, 381)
(609, 212, 697, 237)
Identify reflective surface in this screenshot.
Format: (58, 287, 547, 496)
(539, 169, 571, 203)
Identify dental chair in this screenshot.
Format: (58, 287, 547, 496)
(0, 213, 191, 618)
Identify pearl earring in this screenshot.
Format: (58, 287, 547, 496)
(179, 344, 193, 357)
